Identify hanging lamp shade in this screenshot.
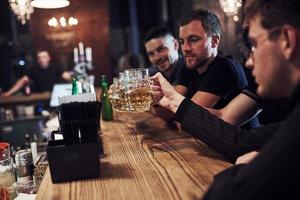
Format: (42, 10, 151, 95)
(31, 0, 70, 9)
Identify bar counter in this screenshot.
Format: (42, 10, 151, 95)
(0, 92, 51, 105)
(36, 111, 231, 200)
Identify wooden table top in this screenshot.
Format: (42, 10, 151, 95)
(36, 111, 231, 200)
(0, 92, 51, 105)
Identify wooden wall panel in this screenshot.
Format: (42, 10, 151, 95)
(29, 0, 112, 84)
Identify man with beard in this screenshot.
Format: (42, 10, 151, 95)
(176, 9, 248, 109)
(144, 26, 184, 85)
(176, 9, 260, 128)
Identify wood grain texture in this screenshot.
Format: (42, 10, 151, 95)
(37, 111, 231, 200)
(0, 92, 51, 105)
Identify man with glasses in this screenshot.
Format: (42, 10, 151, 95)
(152, 0, 300, 198)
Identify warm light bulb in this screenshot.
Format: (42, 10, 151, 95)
(60, 17, 67, 27)
(68, 17, 78, 26)
(233, 15, 239, 22)
(48, 17, 58, 27)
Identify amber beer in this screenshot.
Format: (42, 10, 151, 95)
(126, 85, 152, 112)
(111, 88, 127, 112)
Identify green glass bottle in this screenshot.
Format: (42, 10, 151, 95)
(72, 77, 78, 95)
(101, 75, 113, 121)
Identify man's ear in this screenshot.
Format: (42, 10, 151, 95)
(281, 25, 297, 60)
(173, 39, 179, 51)
(211, 35, 220, 48)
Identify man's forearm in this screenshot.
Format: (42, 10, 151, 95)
(174, 98, 278, 162)
(5, 76, 28, 96)
(169, 94, 185, 113)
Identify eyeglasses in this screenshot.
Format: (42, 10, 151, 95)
(240, 27, 282, 59)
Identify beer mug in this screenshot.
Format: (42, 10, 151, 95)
(124, 68, 152, 112)
(111, 77, 126, 112)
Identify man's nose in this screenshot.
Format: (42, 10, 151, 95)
(152, 52, 161, 62)
(245, 54, 254, 69)
(181, 42, 191, 53)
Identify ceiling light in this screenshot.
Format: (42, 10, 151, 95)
(9, 0, 34, 25)
(31, 0, 70, 9)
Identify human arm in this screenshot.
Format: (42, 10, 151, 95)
(235, 151, 259, 164)
(206, 91, 262, 126)
(1, 76, 29, 96)
(192, 57, 245, 109)
(174, 84, 188, 96)
(191, 91, 221, 108)
(203, 105, 300, 199)
(174, 98, 278, 162)
(151, 72, 277, 162)
(153, 71, 262, 126)
(61, 71, 72, 82)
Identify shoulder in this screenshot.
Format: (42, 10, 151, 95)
(25, 66, 38, 75)
(50, 63, 61, 70)
(210, 55, 239, 69)
(207, 55, 245, 79)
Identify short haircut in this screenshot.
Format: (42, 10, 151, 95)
(245, 0, 300, 30)
(36, 49, 50, 55)
(179, 9, 221, 37)
(143, 26, 173, 44)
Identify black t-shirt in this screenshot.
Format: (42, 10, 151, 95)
(148, 56, 184, 85)
(177, 55, 248, 109)
(26, 63, 64, 92)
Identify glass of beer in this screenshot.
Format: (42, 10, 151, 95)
(124, 68, 152, 112)
(111, 76, 127, 112)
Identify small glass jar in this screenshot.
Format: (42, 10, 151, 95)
(15, 149, 34, 183)
(0, 157, 17, 199)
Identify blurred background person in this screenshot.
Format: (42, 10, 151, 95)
(1, 50, 72, 96)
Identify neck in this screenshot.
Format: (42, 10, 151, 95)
(196, 53, 217, 75)
(39, 64, 50, 69)
(290, 68, 300, 96)
(164, 60, 178, 79)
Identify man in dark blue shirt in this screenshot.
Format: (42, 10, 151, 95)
(144, 26, 184, 85)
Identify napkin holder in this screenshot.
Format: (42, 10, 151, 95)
(47, 139, 101, 183)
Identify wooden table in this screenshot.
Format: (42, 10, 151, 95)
(36, 112, 231, 200)
(0, 92, 51, 105)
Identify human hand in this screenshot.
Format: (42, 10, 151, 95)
(150, 72, 185, 113)
(0, 92, 10, 97)
(108, 84, 113, 99)
(235, 151, 259, 165)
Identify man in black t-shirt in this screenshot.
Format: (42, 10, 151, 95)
(177, 55, 248, 109)
(175, 9, 260, 128)
(2, 50, 71, 96)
